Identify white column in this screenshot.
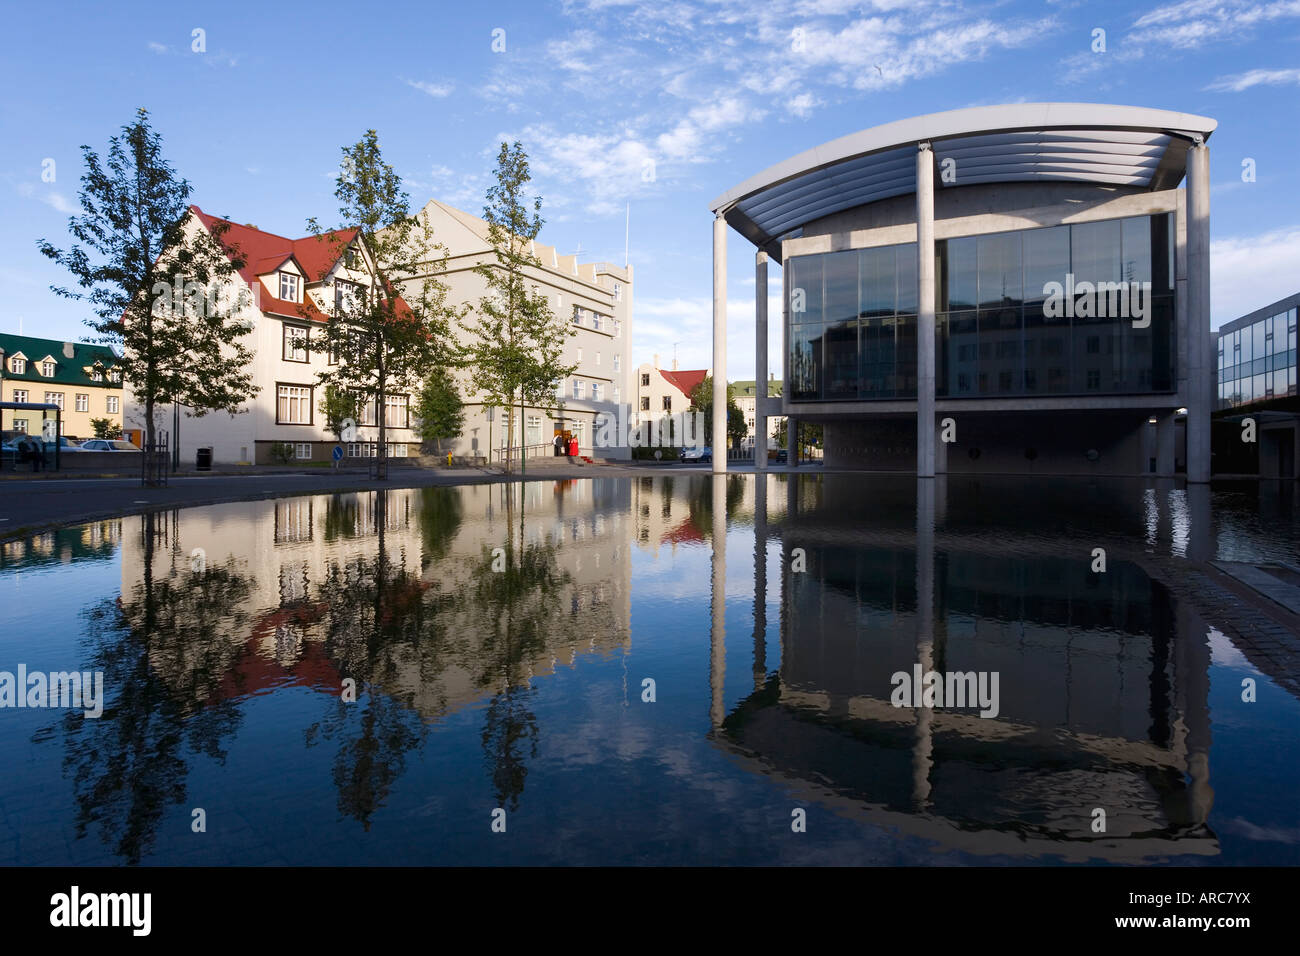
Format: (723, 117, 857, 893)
(1157, 414, 1176, 477)
(713, 214, 728, 475)
(755, 250, 768, 472)
(710, 473, 727, 727)
(916, 143, 936, 478)
(1186, 142, 1211, 483)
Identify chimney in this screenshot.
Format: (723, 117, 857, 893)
(652, 353, 659, 369)
(672, 358, 678, 371)
(63, 341, 75, 359)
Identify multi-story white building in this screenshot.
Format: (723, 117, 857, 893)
(398, 199, 634, 461)
(124, 206, 422, 466)
(732, 377, 783, 452)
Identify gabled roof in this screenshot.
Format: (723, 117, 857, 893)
(660, 368, 708, 398)
(191, 206, 390, 324)
(0, 333, 120, 388)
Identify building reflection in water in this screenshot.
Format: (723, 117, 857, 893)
(718, 473, 1219, 862)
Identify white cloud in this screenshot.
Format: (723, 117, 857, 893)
(634, 292, 784, 379)
(17, 182, 77, 213)
(1211, 224, 1300, 326)
(1130, 0, 1300, 50)
(1204, 66, 1300, 91)
(407, 79, 453, 98)
(147, 41, 168, 54)
(784, 92, 821, 119)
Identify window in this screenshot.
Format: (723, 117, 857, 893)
(277, 384, 313, 424)
(75, 394, 89, 412)
(595, 351, 601, 366)
(279, 272, 300, 302)
(577, 347, 584, 363)
(42, 361, 55, 377)
(613, 354, 620, 372)
(344, 247, 361, 270)
(572, 306, 581, 325)
(572, 378, 583, 399)
(294, 443, 312, 459)
(640, 396, 650, 411)
(90, 368, 103, 382)
(613, 319, 621, 337)
(592, 313, 602, 332)
(640, 373, 650, 387)
(109, 369, 121, 383)
(384, 394, 409, 428)
(348, 442, 378, 458)
(283, 325, 309, 362)
(335, 280, 359, 315)
(44, 392, 64, 409)
(591, 382, 601, 401)
(662, 396, 672, 411)
(613, 386, 620, 404)
(10, 358, 25, 374)
(388, 443, 408, 458)
(106, 396, 119, 414)
(12, 419, 26, 433)
(613, 283, 622, 301)
(12, 389, 27, 403)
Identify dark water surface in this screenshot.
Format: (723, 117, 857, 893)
(0, 474, 1297, 865)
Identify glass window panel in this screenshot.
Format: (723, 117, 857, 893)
(896, 314, 917, 397)
(1070, 219, 1121, 287)
(1149, 297, 1175, 391)
(879, 316, 899, 397)
(822, 250, 859, 336)
(789, 325, 822, 400)
(859, 246, 895, 317)
(1121, 217, 1153, 286)
(942, 237, 977, 311)
(1240, 326, 1252, 363)
(1024, 226, 1069, 304)
(980, 307, 1022, 394)
(978, 231, 1022, 309)
(824, 319, 859, 399)
(946, 311, 978, 395)
(787, 255, 823, 325)
(896, 242, 918, 314)
(1024, 301, 1070, 394)
(935, 313, 949, 398)
(859, 314, 888, 399)
(1253, 319, 1266, 361)
(1253, 373, 1266, 401)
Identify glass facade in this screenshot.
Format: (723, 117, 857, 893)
(1217, 307, 1298, 407)
(786, 213, 1177, 402)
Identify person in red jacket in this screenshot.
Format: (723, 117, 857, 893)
(568, 436, 578, 457)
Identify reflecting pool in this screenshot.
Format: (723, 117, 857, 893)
(0, 475, 1297, 865)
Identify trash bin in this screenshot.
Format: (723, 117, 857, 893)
(196, 447, 213, 471)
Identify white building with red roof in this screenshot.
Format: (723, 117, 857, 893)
(123, 205, 422, 466)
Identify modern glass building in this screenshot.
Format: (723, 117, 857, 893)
(708, 104, 1216, 479)
(1216, 292, 1298, 409)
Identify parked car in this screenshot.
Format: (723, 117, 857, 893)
(49, 436, 84, 452)
(78, 439, 141, 452)
(681, 445, 712, 463)
(773, 449, 788, 463)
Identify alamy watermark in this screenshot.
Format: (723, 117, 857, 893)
(0, 665, 104, 718)
(890, 664, 1000, 718)
(1042, 273, 1151, 328)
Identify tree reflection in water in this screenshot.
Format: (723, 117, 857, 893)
(58, 510, 254, 864)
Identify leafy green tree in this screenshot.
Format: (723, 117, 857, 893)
(319, 384, 361, 442)
(307, 130, 457, 479)
(415, 368, 465, 453)
(459, 142, 575, 474)
(689, 376, 746, 447)
(38, 109, 257, 480)
(90, 417, 123, 439)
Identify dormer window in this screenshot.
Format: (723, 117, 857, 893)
(10, 357, 25, 374)
(344, 247, 361, 271)
(90, 367, 104, 382)
(279, 272, 300, 302)
(109, 369, 121, 383)
(42, 361, 55, 377)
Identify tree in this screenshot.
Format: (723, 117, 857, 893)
(307, 130, 457, 480)
(415, 368, 465, 454)
(38, 109, 257, 482)
(90, 417, 123, 440)
(689, 376, 747, 448)
(319, 385, 361, 443)
(459, 142, 575, 474)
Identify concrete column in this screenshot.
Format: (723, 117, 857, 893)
(709, 473, 727, 727)
(913, 477, 936, 807)
(787, 415, 799, 467)
(712, 214, 728, 475)
(1157, 414, 1176, 477)
(916, 143, 936, 478)
(755, 250, 768, 473)
(753, 473, 767, 691)
(1186, 143, 1211, 483)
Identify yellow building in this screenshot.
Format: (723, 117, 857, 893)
(0, 333, 123, 439)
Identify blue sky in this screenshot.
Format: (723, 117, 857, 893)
(2, 0, 1299, 379)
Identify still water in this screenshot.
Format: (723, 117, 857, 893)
(0, 475, 1297, 866)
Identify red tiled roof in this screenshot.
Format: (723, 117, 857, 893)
(659, 368, 708, 399)
(191, 205, 370, 324)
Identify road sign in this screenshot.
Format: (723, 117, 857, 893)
(332, 445, 344, 461)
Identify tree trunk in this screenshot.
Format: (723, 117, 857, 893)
(377, 332, 387, 480)
(144, 394, 156, 484)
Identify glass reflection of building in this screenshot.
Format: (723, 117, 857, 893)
(788, 215, 1177, 402)
(711, 473, 1218, 861)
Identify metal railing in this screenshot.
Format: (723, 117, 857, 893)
(491, 443, 566, 464)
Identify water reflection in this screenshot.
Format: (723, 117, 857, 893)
(3, 474, 1296, 864)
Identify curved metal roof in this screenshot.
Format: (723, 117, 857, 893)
(709, 103, 1216, 259)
